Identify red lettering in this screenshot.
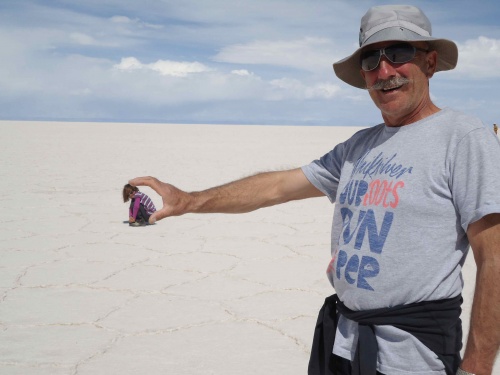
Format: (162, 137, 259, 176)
(374, 180, 386, 206)
(362, 185, 371, 206)
(382, 181, 395, 208)
(390, 181, 404, 208)
(363, 179, 405, 208)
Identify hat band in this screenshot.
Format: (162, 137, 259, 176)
(361, 20, 431, 46)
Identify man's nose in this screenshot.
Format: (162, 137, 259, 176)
(376, 57, 397, 79)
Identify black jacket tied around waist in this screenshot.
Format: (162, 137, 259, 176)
(308, 294, 463, 375)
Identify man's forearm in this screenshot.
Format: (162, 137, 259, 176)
(460, 259, 500, 374)
(187, 169, 320, 214)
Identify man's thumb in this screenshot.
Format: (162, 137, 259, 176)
(148, 213, 158, 224)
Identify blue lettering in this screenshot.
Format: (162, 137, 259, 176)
(357, 256, 380, 291)
(336, 250, 348, 280)
(339, 181, 350, 204)
(356, 181, 368, 206)
(354, 210, 394, 253)
(335, 253, 380, 292)
(347, 180, 358, 205)
(339, 180, 368, 206)
(341, 208, 366, 245)
(351, 151, 413, 180)
(345, 255, 359, 284)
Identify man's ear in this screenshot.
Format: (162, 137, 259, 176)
(426, 50, 438, 78)
(360, 69, 366, 82)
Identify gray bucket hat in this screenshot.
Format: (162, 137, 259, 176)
(333, 5, 458, 89)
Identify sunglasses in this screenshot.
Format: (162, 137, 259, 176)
(360, 43, 428, 72)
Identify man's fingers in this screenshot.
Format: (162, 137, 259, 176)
(148, 214, 157, 225)
(129, 177, 167, 198)
(129, 176, 158, 188)
(148, 208, 169, 224)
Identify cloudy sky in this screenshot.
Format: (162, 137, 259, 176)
(1, 0, 499, 126)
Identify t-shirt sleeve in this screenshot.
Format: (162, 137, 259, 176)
(450, 126, 500, 231)
(131, 196, 141, 219)
(301, 142, 345, 203)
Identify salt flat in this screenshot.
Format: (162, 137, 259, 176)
(0, 121, 495, 374)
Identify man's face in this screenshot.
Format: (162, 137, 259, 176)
(360, 41, 438, 126)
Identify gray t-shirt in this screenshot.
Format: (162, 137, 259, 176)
(302, 108, 500, 374)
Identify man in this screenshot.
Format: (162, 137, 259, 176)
(130, 5, 500, 375)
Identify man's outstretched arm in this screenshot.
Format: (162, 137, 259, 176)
(462, 213, 500, 375)
(129, 168, 324, 223)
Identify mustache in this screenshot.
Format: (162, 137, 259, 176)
(366, 77, 411, 91)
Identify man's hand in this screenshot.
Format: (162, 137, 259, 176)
(128, 176, 192, 224)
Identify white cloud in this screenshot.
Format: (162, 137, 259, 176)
(114, 57, 212, 77)
(114, 57, 143, 70)
(309, 83, 341, 99)
(150, 60, 211, 76)
(270, 78, 340, 100)
(70, 32, 98, 46)
(111, 57, 340, 102)
(108, 56, 342, 105)
(231, 69, 253, 76)
(110, 15, 132, 24)
(213, 37, 339, 72)
(454, 36, 500, 78)
(109, 15, 163, 30)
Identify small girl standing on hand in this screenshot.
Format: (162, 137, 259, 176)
(122, 184, 156, 226)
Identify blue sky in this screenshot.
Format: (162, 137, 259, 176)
(1, 0, 499, 126)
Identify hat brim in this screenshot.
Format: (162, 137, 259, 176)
(333, 27, 458, 89)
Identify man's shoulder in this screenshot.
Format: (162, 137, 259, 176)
(423, 109, 496, 155)
(345, 123, 385, 143)
(433, 108, 484, 131)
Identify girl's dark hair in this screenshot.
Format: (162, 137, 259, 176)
(123, 184, 139, 202)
